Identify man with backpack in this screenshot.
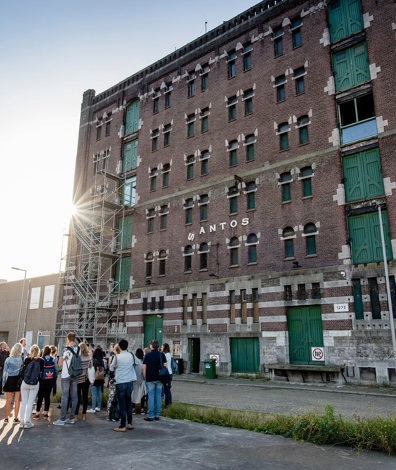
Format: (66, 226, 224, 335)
(53, 331, 82, 426)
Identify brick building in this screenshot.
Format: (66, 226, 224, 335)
(58, 0, 396, 384)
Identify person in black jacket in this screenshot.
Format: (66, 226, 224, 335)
(0, 342, 10, 394)
(87, 346, 105, 413)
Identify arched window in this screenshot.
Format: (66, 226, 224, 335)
(184, 198, 194, 224)
(228, 140, 238, 167)
(158, 250, 167, 276)
(145, 252, 153, 278)
(278, 122, 289, 151)
(199, 243, 209, 270)
(229, 237, 239, 266)
(283, 227, 295, 258)
(297, 115, 310, 145)
(304, 223, 317, 255)
(184, 245, 193, 272)
(246, 233, 258, 264)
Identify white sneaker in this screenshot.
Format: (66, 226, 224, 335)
(24, 422, 34, 429)
(53, 419, 66, 426)
(66, 418, 75, 424)
(87, 409, 96, 413)
(95, 407, 101, 412)
(19, 422, 25, 429)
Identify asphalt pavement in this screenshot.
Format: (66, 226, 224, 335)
(0, 375, 395, 470)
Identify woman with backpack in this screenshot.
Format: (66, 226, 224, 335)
(2, 342, 23, 424)
(32, 345, 58, 420)
(19, 344, 44, 429)
(74, 342, 92, 421)
(87, 346, 105, 413)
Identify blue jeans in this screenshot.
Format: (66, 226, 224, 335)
(146, 380, 162, 419)
(60, 377, 78, 421)
(91, 385, 102, 410)
(116, 381, 133, 428)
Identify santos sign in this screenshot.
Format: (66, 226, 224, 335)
(188, 217, 250, 241)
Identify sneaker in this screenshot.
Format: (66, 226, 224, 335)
(140, 410, 145, 415)
(19, 422, 24, 428)
(95, 407, 101, 412)
(154, 417, 160, 421)
(144, 417, 154, 422)
(87, 409, 96, 413)
(13, 418, 20, 424)
(4, 418, 9, 424)
(32, 413, 40, 420)
(127, 424, 134, 430)
(24, 422, 34, 429)
(53, 419, 66, 426)
(66, 418, 75, 424)
(113, 427, 126, 432)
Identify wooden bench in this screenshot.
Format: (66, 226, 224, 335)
(266, 363, 346, 384)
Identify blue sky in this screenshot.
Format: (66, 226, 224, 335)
(0, 0, 256, 281)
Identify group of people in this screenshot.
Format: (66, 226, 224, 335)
(1, 338, 58, 428)
(1, 333, 174, 432)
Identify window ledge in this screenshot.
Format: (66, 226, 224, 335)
(284, 257, 295, 261)
(305, 254, 317, 259)
(302, 195, 313, 200)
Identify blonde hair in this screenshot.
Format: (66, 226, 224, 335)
(10, 343, 23, 357)
(29, 344, 40, 358)
(50, 345, 57, 356)
(113, 344, 121, 354)
(79, 342, 90, 356)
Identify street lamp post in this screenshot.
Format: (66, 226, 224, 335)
(11, 266, 27, 343)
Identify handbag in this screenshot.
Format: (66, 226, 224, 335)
(158, 352, 170, 384)
(87, 361, 96, 384)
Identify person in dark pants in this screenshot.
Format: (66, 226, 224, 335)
(161, 343, 173, 408)
(0, 342, 10, 394)
(109, 339, 136, 432)
(33, 345, 58, 420)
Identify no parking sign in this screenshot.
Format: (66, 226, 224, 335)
(311, 347, 325, 362)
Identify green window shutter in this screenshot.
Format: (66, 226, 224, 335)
(116, 256, 131, 291)
(333, 43, 369, 92)
(123, 139, 138, 172)
(125, 100, 140, 135)
(328, 0, 363, 43)
(349, 211, 393, 264)
(343, 148, 384, 202)
(119, 216, 133, 250)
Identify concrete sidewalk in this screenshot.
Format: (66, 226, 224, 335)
(0, 377, 395, 470)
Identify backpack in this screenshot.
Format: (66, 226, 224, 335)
(95, 365, 105, 381)
(66, 346, 83, 377)
(171, 357, 178, 375)
(42, 356, 57, 380)
(23, 359, 41, 385)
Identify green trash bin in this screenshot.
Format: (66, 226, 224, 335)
(203, 358, 216, 379)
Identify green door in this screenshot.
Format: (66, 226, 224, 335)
(189, 338, 200, 373)
(143, 314, 163, 348)
(230, 338, 260, 373)
(288, 306, 324, 365)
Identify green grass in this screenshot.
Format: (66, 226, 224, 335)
(163, 403, 396, 455)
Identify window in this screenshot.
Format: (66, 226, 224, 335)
(300, 166, 313, 198)
(186, 113, 195, 138)
(199, 194, 209, 222)
(200, 149, 210, 176)
(284, 285, 292, 301)
(283, 227, 295, 258)
(297, 284, 306, 300)
(163, 123, 171, 147)
(245, 134, 255, 162)
(243, 42, 252, 71)
(333, 43, 370, 92)
(297, 115, 310, 145)
(291, 18, 302, 48)
(312, 282, 321, 299)
(149, 167, 157, 192)
(164, 82, 173, 109)
(119, 215, 132, 250)
(115, 256, 131, 291)
(369, 277, 381, 319)
(159, 205, 168, 231)
(275, 75, 286, 102)
(96, 122, 102, 141)
(146, 252, 153, 278)
(201, 64, 209, 91)
(186, 155, 195, 180)
(328, 0, 364, 43)
(123, 176, 136, 206)
(184, 198, 194, 224)
(162, 163, 170, 188)
(123, 139, 138, 172)
(273, 26, 284, 57)
(151, 128, 159, 152)
(188, 72, 196, 97)
(304, 223, 317, 256)
(147, 208, 155, 234)
(293, 66, 305, 95)
(229, 237, 239, 266)
(247, 233, 258, 264)
(339, 92, 377, 145)
(200, 107, 209, 133)
(105, 114, 112, 137)
(229, 290, 236, 323)
(243, 88, 254, 115)
(125, 99, 140, 135)
(227, 95, 237, 121)
(245, 181, 256, 210)
(278, 122, 289, 151)
(348, 210, 393, 264)
(342, 148, 384, 202)
(228, 185, 239, 214)
(227, 49, 237, 79)
(158, 250, 167, 276)
(43, 285, 55, 308)
(199, 243, 209, 270)
(352, 279, 364, 319)
(228, 140, 238, 167)
(184, 245, 193, 272)
(280, 172, 292, 202)
(153, 89, 160, 114)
